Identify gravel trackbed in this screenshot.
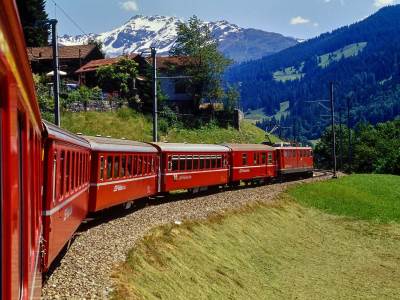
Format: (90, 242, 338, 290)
(42, 173, 332, 299)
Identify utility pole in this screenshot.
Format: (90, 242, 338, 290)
(330, 82, 338, 178)
(347, 96, 352, 172)
(151, 47, 158, 142)
(339, 109, 343, 171)
(50, 19, 60, 126)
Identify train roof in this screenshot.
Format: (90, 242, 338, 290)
(274, 146, 313, 150)
(223, 144, 275, 151)
(83, 136, 158, 153)
(43, 121, 90, 148)
(151, 143, 230, 153)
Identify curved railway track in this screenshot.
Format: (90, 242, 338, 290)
(42, 171, 334, 299)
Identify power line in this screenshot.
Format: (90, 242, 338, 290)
(49, 0, 88, 36)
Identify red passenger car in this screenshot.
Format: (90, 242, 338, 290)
(85, 136, 159, 212)
(153, 143, 230, 192)
(275, 146, 314, 176)
(224, 144, 277, 184)
(1, 1, 43, 298)
(42, 122, 91, 270)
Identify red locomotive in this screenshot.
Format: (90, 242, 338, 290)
(0, 2, 314, 299)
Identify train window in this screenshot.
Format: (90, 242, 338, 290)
(187, 156, 193, 170)
(152, 156, 155, 173)
(99, 156, 104, 180)
(138, 156, 142, 175)
(211, 157, 216, 169)
(262, 153, 267, 164)
(114, 156, 120, 178)
(172, 156, 179, 171)
(204, 157, 209, 169)
(199, 157, 205, 169)
(71, 152, 75, 190)
(107, 156, 113, 179)
(179, 156, 185, 171)
(216, 156, 222, 168)
(242, 153, 248, 166)
(127, 156, 132, 176)
(268, 153, 273, 164)
(193, 156, 199, 170)
(60, 151, 65, 196)
(146, 156, 150, 174)
(132, 156, 137, 175)
(17, 114, 24, 299)
(253, 153, 257, 165)
(65, 152, 70, 193)
(121, 156, 126, 177)
(168, 155, 172, 171)
(78, 153, 81, 187)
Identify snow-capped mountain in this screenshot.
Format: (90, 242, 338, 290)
(59, 15, 298, 62)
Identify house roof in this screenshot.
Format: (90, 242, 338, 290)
(28, 44, 98, 61)
(145, 56, 195, 70)
(75, 54, 140, 74)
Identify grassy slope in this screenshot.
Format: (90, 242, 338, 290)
(318, 42, 367, 68)
(288, 174, 400, 223)
(61, 108, 277, 144)
(112, 175, 400, 299)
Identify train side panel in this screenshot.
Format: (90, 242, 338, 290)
(153, 143, 230, 192)
(42, 124, 91, 270)
(1, 1, 43, 299)
(89, 151, 158, 212)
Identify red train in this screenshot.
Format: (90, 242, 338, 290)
(0, 2, 313, 299)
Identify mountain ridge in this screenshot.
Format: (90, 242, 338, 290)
(59, 15, 299, 62)
(226, 5, 400, 140)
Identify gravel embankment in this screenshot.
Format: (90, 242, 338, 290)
(42, 172, 333, 299)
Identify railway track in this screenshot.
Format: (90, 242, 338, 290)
(42, 171, 334, 299)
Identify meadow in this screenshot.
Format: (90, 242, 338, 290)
(112, 175, 400, 299)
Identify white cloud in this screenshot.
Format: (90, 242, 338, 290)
(313, 22, 320, 27)
(374, 0, 395, 7)
(120, 1, 139, 11)
(290, 16, 310, 25)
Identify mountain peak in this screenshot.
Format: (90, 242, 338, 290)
(59, 16, 298, 62)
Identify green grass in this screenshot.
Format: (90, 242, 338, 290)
(112, 197, 400, 299)
(288, 174, 400, 223)
(112, 175, 400, 299)
(273, 62, 305, 83)
(318, 42, 367, 68)
(244, 108, 267, 124)
(61, 108, 276, 144)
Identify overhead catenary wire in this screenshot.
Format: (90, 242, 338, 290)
(49, 0, 88, 37)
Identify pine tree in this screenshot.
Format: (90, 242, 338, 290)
(16, 0, 49, 47)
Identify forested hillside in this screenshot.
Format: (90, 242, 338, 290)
(227, 5, 400, 140)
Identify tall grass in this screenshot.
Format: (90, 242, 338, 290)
(112, 195, 400, 299)
(288, 174, 400, 223)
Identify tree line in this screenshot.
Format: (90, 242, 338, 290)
(314, 119, 400, 175)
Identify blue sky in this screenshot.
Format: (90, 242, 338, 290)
(45, 0, 399, 39)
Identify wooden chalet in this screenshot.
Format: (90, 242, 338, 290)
(28, 44, 104, 80)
